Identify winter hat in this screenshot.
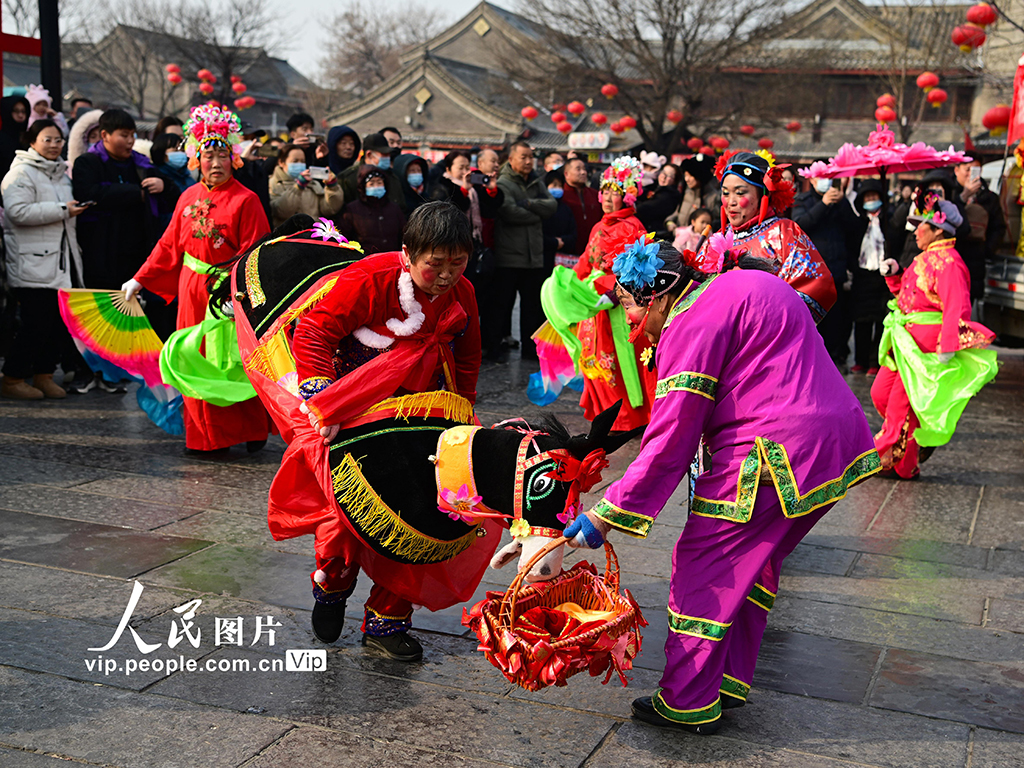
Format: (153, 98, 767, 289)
(183, 103, 244, 170)
(600, 156, 644, 206)
(908, 189, 963, 235)
(24, 84, 52, 128)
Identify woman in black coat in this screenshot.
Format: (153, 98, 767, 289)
(634, 163, 681, 238)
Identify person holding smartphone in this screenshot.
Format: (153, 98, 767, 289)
(952, 158, 1005, 303)
(268, 143, 343, 228)
(792, 172, 860, 371)
(1, 119, 89, 399)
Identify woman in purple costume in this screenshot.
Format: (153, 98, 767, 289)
(562, 240, 881, 733)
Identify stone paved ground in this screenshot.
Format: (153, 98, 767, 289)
(0, 350, 1022, 768)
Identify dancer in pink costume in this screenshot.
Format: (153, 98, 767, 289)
(562, 239, 880, 733)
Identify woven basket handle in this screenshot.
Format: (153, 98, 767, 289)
(497, 537, 618, 629)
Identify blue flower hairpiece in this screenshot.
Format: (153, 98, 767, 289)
(613, 237, 663, 288)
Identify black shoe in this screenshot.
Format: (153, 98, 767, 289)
(720, 693, 745, 709)
(184, 446, 230, 456)
(311, 600, 346, 643)
(876, 468, 920, 481)
(503, 335, 520, 350)
(361, 631, 423, 662)
(98, 378, 127, 394)
(246, 439, 267, 453)
(69, 373, 97, 394)
(631, 696, 721, 734)
(918, 446, 936, 464)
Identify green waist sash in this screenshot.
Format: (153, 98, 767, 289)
(879, 299, 998, 447)
(160, 251, 254, 406)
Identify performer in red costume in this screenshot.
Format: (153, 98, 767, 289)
(282, 201, 481, 661)
(124, 105, 272, 452)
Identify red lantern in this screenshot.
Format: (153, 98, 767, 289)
(567, 101, 586, 116)
(927, 88, 948, 108)
(710, 136, 730, 151)
(610, 122, 623, 134)
(551, 111, 566, 124)
(556, 121, 573, 134)
(699, 145, 715, 156)
(666, 109, 683, 124)
(197, 68, 213, 82)
(739, 124, 755, 136)
(876, 93, 896, 109)
(686, 137, 704, 151)
(232, 81, 247, 94)
(521, 106, 539, 121)
(601, 83, 619, 99)
(591, 112, 607, 125)
(982, 103, 1011, 134)
(966, 2, 997, 26)
(785, 121, 802, 133)
(875, 106, 897, 123)
(167, 73, 182, 86)
(952, 24, 986, 52)
(230, 75, 242, 84)
(619, 115, 637, 129)
(165, 63, 180, 74)
(916, 71, 939, 92)
(199, 82, 214, 95)
(757, 137, 774, 150)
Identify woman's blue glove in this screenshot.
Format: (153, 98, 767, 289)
(563, 514, 606, 549)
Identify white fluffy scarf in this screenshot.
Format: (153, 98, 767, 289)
(352, 271, 426, 349)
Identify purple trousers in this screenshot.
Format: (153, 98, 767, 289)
(654, 494, 832, 724)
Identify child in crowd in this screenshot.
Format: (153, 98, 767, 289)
(673, 207, 712, 254)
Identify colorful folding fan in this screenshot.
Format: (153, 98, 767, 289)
(527, 320, 584, 406)
(58, 289, 165, 387)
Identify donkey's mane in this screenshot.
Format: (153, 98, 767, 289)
(533, 415, 573, 445)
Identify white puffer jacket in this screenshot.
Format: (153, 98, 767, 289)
(1, 148, 83, 289)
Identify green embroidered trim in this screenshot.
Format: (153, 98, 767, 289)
(591, 498, 654, 538)
(747, 583, 776, 611)
(329, 425, 446, 452)
(667, 608, 731, 641)
(653, 689, 721, 724)
(655, 371, 717, 401)
(689, 439, 882, 523)
(720, 675, 750, 701)
(663, 274, 719, 331)
(760, 439, 882, 519)
(691, 444, 762, 523)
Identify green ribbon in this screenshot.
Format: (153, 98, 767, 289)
(160, 316, 257, 407)
(878, 299, 998, 447)
(540, 266, 642, 407)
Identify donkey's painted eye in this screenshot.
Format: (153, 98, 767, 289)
(531, 475, 553, 495)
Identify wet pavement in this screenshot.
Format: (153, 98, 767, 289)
(0, 349, 1022, 767)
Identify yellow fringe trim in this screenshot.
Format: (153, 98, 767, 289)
(331, 453, 479, 564)
(360, 391, 475, 425)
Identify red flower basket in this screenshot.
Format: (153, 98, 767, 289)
(463, 539, 646, 692)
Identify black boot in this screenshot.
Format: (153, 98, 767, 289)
(246, 439, 267, 453)
(311, 600, 347, 643)
(361, 632, 423, 662)
(631, 696, 721, 734)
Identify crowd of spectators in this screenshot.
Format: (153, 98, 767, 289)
(0, 98, 1010, 399)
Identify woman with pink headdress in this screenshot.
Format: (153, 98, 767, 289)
(540, 156, 654, 431)
(123, 104, 273, 453)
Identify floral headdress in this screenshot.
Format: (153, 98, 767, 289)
(183, 104, 244, 170)
(601, 155, 644, 206)
(908, 188, 962, 235)
(714, 150, 796, 229)
(612, 236, 684, 306)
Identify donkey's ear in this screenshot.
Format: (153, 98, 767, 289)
(566, 401, 622, 458)
(603, 425, 644, 455)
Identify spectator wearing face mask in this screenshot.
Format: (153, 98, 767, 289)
(542, 151, 565, 172)
(338, 132, 406, 213)
(149, 132, 195, 233)
(286, 112, 328, 168)
(542, 168, 577, 272)
(847, 180, 890, 375)
(393, 153, 429, 212)
(268, 143, 344, 229)
(339, 164, 406, 255)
